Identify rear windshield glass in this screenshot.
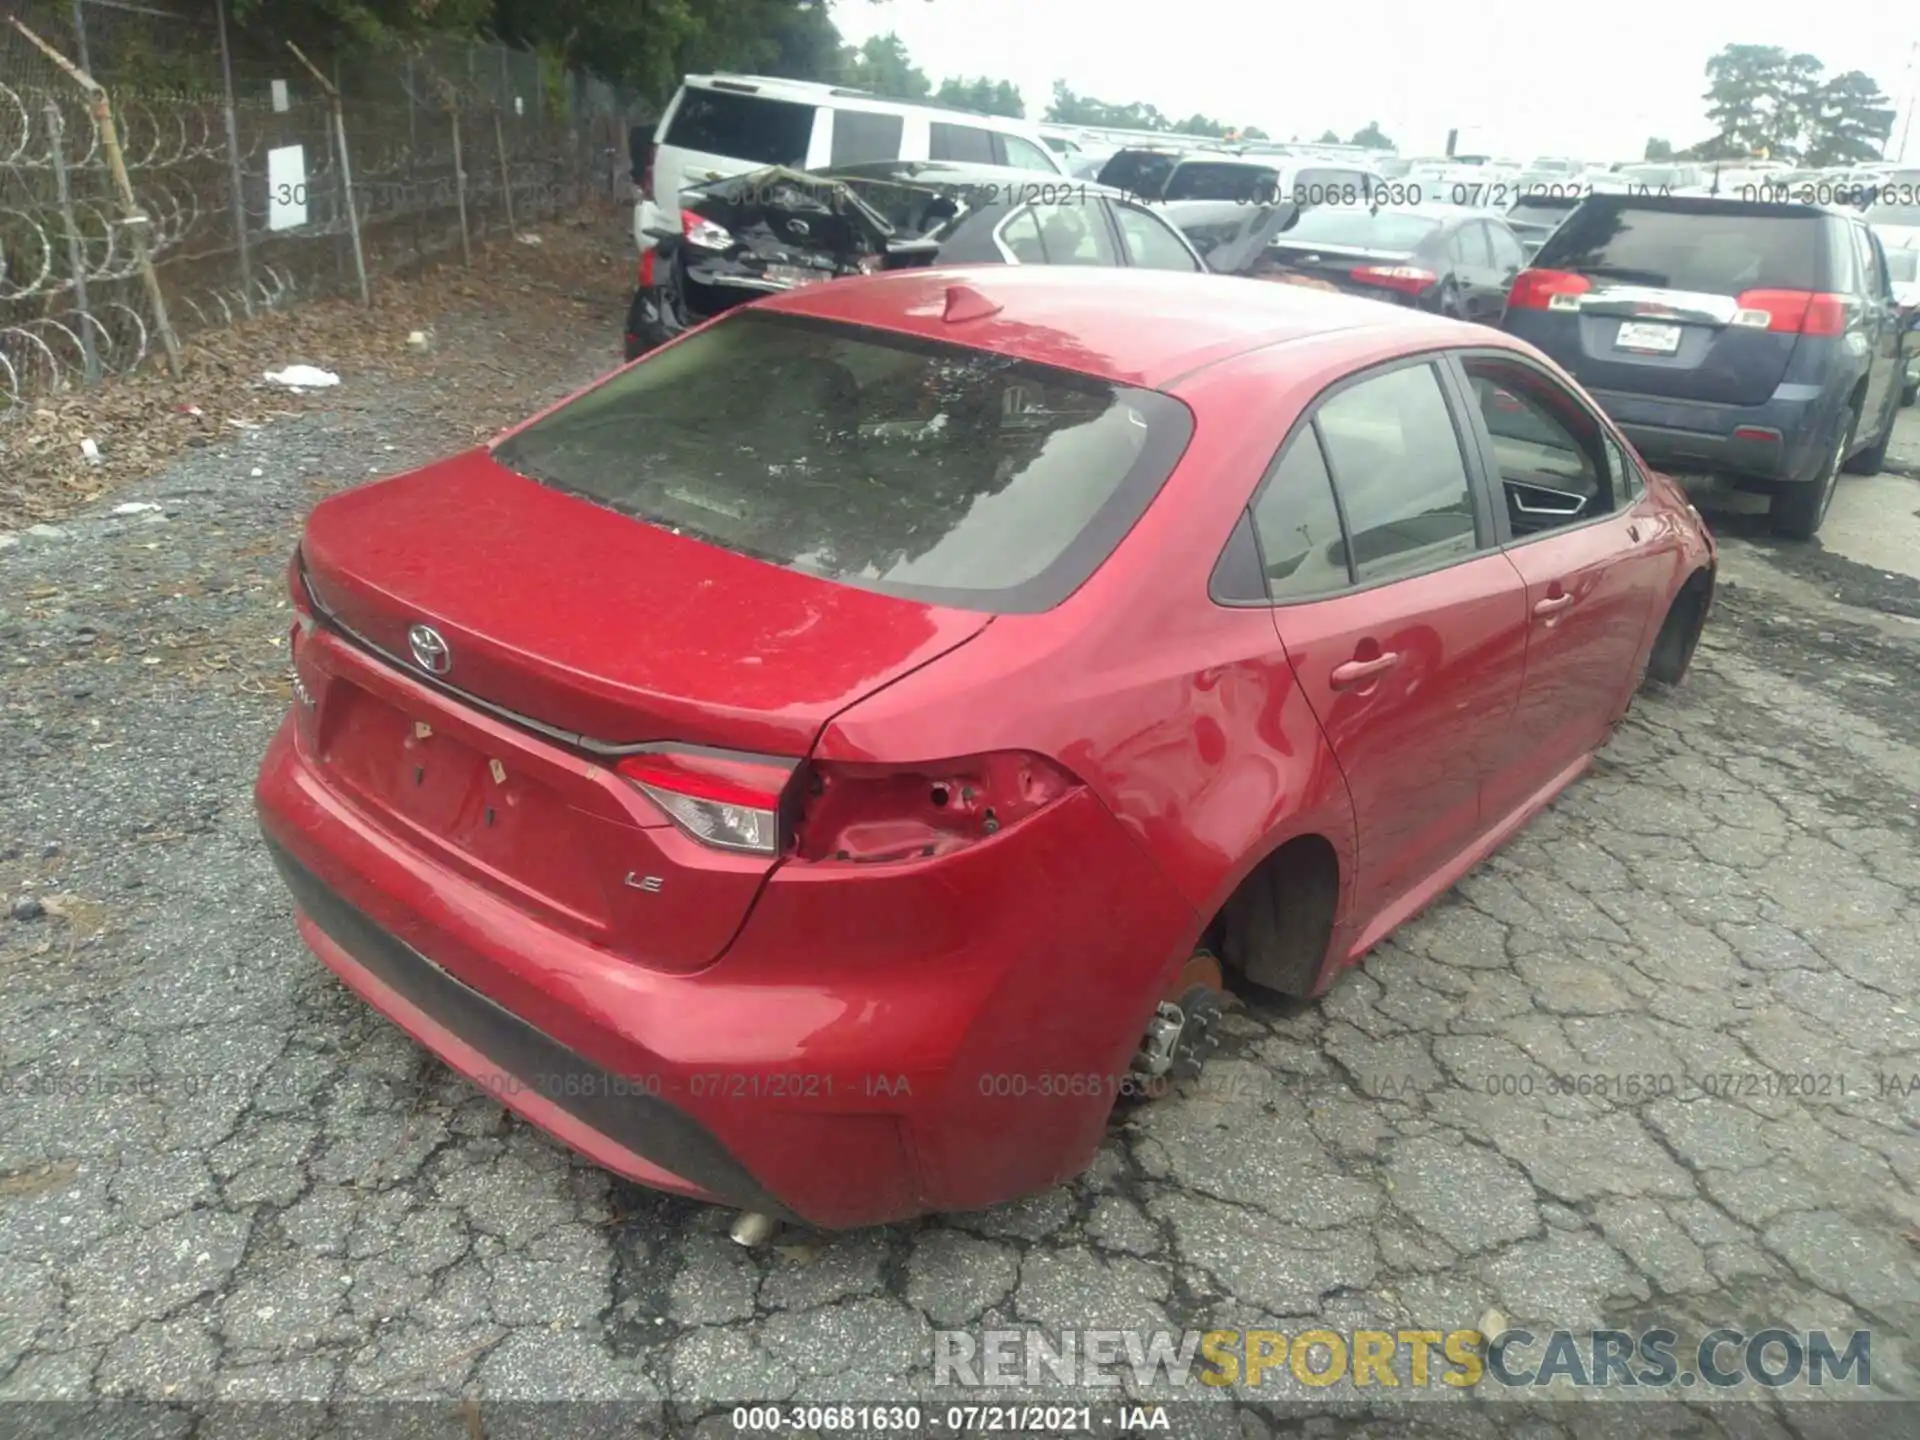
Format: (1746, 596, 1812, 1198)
(1536, 202, 1821, 293)
(1280, 208, 1441, 250)
(1161, 162, 1280, 203)
(490, 313, 1193, 613)
(664, 87, 815, 167)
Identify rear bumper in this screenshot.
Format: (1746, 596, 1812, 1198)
(1585, 387, 1838, 486)
(255, 716, 1197, 1228)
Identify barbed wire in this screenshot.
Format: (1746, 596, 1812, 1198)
(0, 0, 640, 418)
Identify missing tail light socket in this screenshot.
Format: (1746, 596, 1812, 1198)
(795, 752, 1075, 865)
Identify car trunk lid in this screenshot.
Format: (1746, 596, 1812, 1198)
(296, 450, 993, 974)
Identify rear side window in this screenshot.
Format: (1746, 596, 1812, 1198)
(664, 88, 816, 167)
(930, 123, 997, 165)
(1003, 201, 1116, 266)
(490, 312, 1194, 614)
(1251, 431, 1351, 600)
(1000, 135, 1058, 173)
(1314, 364, 1479, 584)
(830, 110, 904, 166)
(1533, 202, 1821, 295)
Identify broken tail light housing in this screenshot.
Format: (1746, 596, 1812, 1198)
(638, 248, 655, 288)
(1349, 264, 1436, 296)
(1507, 268, 1592, 310)
(616, 750, 796, 856)
(1732, 289, 1849, 335)
(682, 209, 733, 250)
(793, 752, 1079, 865)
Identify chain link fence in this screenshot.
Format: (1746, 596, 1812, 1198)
(0, 0, 641, 419)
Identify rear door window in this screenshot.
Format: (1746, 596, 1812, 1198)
(1025, 201, 1118, 265)
(1313, 363, 1481, 584)
(1533, 202, 1821, 294)
(930, 123, 998, 165)
(830, 110, 905, 166)
(489, 311, 1194, 614)
(663, 88, 816, 167)
(1451, 223, 1494, 268)
(1112, 203, 1202, 271)
(1487, 222, 1528, 273)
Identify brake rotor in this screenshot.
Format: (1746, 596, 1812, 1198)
(1165, 948, 1224, 1003)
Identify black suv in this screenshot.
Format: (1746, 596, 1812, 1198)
(1501, 193, 1908, 539)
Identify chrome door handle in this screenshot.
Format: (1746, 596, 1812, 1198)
(1534, 593, 1573, 617)
(1330, 652, 1401, 689)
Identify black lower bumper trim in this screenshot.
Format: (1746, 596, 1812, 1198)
(262, 834, 798, 1222)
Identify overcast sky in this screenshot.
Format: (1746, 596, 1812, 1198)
(831, 0, 1920, 163)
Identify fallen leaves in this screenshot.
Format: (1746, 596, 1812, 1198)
(0, 206, 632, 531)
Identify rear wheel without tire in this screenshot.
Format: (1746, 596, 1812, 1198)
(1642, 573, 1711, 689)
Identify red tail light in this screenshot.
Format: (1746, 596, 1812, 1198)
(793, 752, 1078, 865)
(1349, 264, 1436, 295)
(616, 751, 798, 856)
(638, 248, 655, 288)
(1507, 268, 1592, 310)
(1733, 289, 1849, 336)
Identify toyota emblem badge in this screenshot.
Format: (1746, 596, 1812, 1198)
(408, 624, 452, 675)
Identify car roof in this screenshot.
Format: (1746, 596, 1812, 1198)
(751, 265, 1474, 389)
(678, 74, 1045, 132)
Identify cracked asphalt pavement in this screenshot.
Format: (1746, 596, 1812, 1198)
(2, 305, 1919, 1433)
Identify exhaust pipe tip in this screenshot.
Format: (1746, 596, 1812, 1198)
(729, 1211, 778, 1248)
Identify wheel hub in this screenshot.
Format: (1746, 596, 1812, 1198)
(1132, 951, 1226, 1082)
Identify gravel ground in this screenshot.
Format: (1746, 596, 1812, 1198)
(1, 279, 1918, 1436)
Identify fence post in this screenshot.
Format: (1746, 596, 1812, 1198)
(287, 42, 369, 306)
(449, 95, 472, 266)
(214, 0, 254, 316)
(493, 105, 517, 237)
(45, 102, 101, 385)
(10, 16, 181, 376)
(69, 0, 90, 73)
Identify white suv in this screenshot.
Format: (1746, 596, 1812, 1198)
(635, 75, 1068, 251)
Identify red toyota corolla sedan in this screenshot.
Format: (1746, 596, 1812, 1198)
(257, 266, 1715, 1229)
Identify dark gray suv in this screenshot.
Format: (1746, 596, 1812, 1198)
(1500, 193, 1907, 539)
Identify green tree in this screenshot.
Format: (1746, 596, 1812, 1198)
(1700, 43, 1826, 160)
(840, 31, 931, 100)
(1802, 70, 1895, 166)
(1045, 80, 1169, 131)
(1243, 126, 1269, 140)
(1171, 113, 1227, 137)
(934, 76, 1025, 118)
(1316, 129, 1341, 143)
(1349, 120, 1392, 150)
(1643, 137, 1674, 160)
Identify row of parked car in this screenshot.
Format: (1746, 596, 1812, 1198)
(622, 73, 1917, 540)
